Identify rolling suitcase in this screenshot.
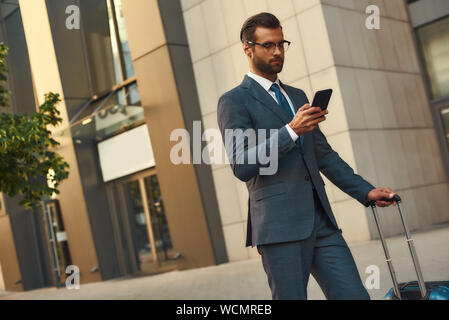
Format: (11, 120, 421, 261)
(369, 195, 449, 300)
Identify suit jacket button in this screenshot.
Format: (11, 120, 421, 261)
(305, 175, 310, 181)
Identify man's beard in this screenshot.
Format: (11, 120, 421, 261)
(252, 54, 284, 75)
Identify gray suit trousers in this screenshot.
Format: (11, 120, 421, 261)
(257, 190, 370, 300)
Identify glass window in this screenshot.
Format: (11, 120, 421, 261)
(417, 16, 449, 100)
(79, 0, 117, 94)
(126, 82, 141, 106)
(69, 0, 143, 141)
(106, 0, 123, 85)
(105, 0, 135, 84)
(108, 0, 135, 80)
(441, 106, 449, 150)
(120, 175, 177, 275)
(143, 175, 175, 266)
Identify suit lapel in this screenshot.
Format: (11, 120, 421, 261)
(242, 75, 290, 124)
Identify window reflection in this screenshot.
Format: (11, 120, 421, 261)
(127, 82, 141, 106)
(106, 0, 122, 85)
(417, 16, 449, 100)
(106, 0, 135, 83)
(441, 106, 449, 150)
(112, 0, 135, 79)
(144, 175, 174, 262)
(80, 0, 116, 94)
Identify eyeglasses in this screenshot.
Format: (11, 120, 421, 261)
(246, 40, 291, 52)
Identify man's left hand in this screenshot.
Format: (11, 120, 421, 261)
(366, 187, 397, 207)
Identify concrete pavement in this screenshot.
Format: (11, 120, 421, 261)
(1, 223, 448, 300)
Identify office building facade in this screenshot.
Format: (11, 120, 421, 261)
(0, 0, 448, 292)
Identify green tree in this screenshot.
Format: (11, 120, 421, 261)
(0, 42, 69, 208)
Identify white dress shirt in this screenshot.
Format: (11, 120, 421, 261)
(247, 71, 299, 142)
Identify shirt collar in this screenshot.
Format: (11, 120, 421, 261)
(247, 71, 280, 92)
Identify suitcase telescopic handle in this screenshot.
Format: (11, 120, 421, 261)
(369, 195, 427, 299)
(370, 194, 402, 204)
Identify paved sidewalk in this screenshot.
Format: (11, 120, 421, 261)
(1, 223, 448, 300)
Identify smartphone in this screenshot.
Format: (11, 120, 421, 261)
(311, 89, 333, 110)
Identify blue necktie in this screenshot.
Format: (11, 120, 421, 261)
(270, 83, 302, 153)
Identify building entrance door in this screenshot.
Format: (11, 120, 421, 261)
(119, 171, 178, 275)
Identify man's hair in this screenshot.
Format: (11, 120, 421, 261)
(240, 12, 282, 43)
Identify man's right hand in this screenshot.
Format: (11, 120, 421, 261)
(288, 104, 328, 136)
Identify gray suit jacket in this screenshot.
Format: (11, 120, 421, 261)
(217, 75, 375, 247)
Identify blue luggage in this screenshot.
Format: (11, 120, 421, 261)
(369, 195, 449, 300)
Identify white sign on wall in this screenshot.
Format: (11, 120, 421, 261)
(98, 125, 156, 182)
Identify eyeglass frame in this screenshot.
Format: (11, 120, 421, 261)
(246, 40, 291, 52)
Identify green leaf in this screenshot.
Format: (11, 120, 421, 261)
(0, 42, 69, 208)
